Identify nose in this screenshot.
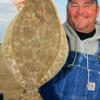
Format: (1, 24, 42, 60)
(78, 6, 84, 14)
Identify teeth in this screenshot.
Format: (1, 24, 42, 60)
(78, 17, 84, 20)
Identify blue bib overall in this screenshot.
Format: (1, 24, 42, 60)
(39, 51, 100, 100)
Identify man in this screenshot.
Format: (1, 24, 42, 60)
(13, 0, 100, 99)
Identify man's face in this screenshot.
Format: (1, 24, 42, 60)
(67, 0, 99, 33)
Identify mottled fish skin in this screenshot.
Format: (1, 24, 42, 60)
(2, 0, 68, 99)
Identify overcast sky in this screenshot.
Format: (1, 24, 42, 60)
(0, 0, 100, 42)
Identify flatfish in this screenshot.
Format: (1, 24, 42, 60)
(2, 0, 69, 99)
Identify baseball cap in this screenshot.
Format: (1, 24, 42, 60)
(67, 0, 98, 5)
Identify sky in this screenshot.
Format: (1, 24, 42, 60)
(0, 0, 100, 42)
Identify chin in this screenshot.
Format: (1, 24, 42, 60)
(75, 26, 86, 32)
(75, 24, 88, 30)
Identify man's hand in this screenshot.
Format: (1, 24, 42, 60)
(13, 0, 26, 10)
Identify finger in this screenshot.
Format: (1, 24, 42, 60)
(13, 0, 26, 5)
(13, 0, 25, 11)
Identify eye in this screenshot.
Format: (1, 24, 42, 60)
(84, 2, 93, 7)
(71, 4, 78, 7)
(84, 4, 91, 7)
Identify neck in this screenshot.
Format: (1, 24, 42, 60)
(75, 29, 96, 40)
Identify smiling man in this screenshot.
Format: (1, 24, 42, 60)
(13, 0, 100, 100)
(39, 0, 100, 100)
(67, 0, 99, 33)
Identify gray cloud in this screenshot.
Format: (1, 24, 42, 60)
(0, 2, 17, 42)
(0, 2, 17, 14)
